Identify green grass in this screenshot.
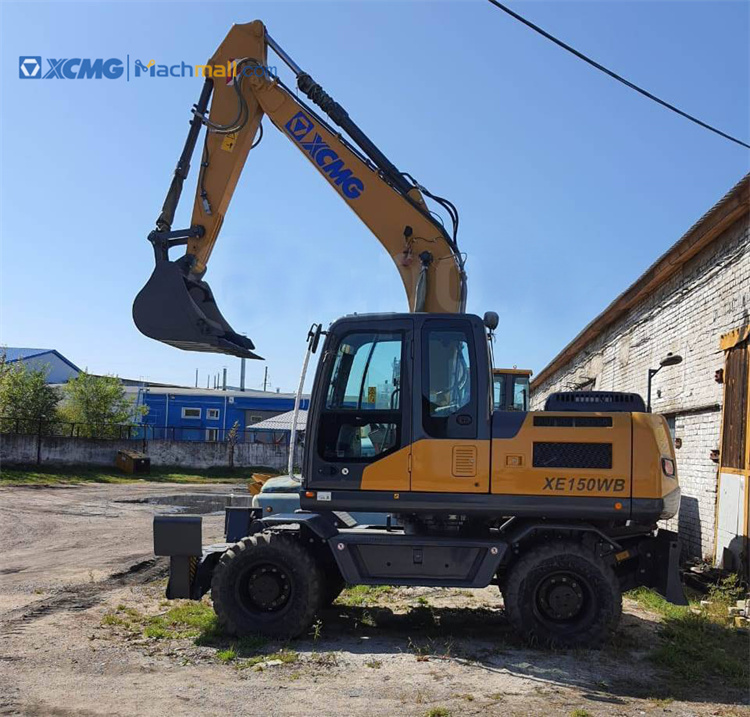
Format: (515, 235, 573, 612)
(238, 649, 299, 669)
(0, 465, 279, 486)
(651, 612, 748, 689)
(424, 708, 451, 717)
(627, 587, 689, 620)
(216, 647, 237, 663)
(336, 584, 394, 607)
(628, 582, 749, 692)
(101, 613, 129, 627)
(102, 601, 221, 640)
(103, 601, 218, 639)
(100, 601, 301, 669)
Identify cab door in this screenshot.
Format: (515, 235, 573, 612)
(307, 319, 413, 492)
(410, 318, 491, 493)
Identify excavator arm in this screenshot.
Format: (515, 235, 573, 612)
(133, 21, 466, 359)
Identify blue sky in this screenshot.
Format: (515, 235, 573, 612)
(1, 1, 748, 392)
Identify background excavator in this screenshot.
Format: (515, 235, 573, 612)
(139, 21, 686, 648)
(493, 368, 532, 411)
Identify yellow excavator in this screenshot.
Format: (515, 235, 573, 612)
(139, 21, 686, 647)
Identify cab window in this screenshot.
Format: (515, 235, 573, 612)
(422, 326, 476, 439)
(320, 331, 402, 461)
(512, 376, 530, 411)
(493, 374, 506, 410)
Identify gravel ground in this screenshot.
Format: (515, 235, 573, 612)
(0, 483, 747, 717)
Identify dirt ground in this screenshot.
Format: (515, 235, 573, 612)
(0, 483, 747, 717)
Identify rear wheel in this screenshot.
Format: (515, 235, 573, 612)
(503, 541, 621, 648)
(211, 532, 323, 639)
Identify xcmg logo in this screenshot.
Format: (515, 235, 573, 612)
(19, 57, 41, 78)
(19, 56, 124, 80)
(18, 56, 275, 82)
(284, 111, 365, 200)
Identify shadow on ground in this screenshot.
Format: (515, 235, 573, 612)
(192, 600, 749, 708)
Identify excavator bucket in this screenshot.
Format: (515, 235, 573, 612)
(133, 261, 262, 359)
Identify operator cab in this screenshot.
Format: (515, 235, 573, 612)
(493, 368, 532, 412)
(303, 312, 490, 498)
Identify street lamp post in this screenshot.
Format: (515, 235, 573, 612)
(646, 353, 683, 412)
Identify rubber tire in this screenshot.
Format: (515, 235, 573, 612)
(503, 541, 622, 648)
(211, 532, 323, 639)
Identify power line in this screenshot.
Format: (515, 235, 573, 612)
(486, 0, 750, 150)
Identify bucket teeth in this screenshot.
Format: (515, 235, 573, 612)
(133, 261, 262, 359)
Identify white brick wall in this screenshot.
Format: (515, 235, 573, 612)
(531, 216, 749, 558)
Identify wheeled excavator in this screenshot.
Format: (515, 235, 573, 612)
(137, 21, 686, 647)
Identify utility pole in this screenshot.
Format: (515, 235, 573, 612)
(263, 366, 269, 392)
(195, 369, 198, 388)
(240, 358, 246, 392)
(222, 367, 227, 391)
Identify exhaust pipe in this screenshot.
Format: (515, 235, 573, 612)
(133, 259, 261, 360)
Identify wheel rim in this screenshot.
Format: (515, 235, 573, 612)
(534, 570, 590, 623)
(236, 562, 292, 614)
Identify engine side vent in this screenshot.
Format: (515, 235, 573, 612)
(533, 442, 612, 469)
(452, 445, 477, 477)
(543, 391, 645, 413)
(534, 416, 613, 428)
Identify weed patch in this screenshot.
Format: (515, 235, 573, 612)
(336, 585, 393, 607)
(406, 635, 454, 660)
(425, 708, 451, 717)
(652, 612, 748, 689)
(236, 649, 299, 669)
(628, 585, 749, 693)
(216, 647, 237, 663)
(102, 601, 218, 641)
(100, 604, 304, 671)
(309, 651, 339, 668)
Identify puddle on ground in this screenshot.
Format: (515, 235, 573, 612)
(116, 493, 253, 515)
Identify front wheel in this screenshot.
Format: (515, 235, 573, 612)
(211, 532, 323, 639)
(503, 541, 622, 648)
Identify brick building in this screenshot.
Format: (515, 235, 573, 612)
(530, 175, 749, 562)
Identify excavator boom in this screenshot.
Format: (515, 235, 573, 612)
(133, 21, 466, 359)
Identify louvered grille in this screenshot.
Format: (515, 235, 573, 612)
(543, 391, 645, 413)
(534, 416, 613, 428)
(452, 446, 477, 477)
(533, 442, 612, 469)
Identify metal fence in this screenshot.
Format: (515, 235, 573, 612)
(0, 417, 301, 444)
